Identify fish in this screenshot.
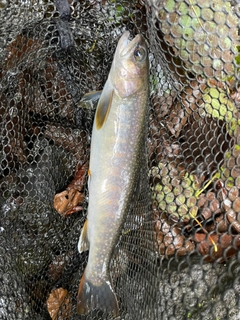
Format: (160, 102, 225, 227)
(76, 31, 149, 317)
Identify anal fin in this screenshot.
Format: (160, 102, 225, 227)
(78, 219, 89, 253)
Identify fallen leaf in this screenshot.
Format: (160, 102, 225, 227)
(47, 288, 68, 320)
(53, 163, 88, 216)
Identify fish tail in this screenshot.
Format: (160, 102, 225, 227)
(77, 270, 119, 317)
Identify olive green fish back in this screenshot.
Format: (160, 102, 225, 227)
(0, 0, 240, 319)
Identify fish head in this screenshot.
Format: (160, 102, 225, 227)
(110, 31, 149, 98)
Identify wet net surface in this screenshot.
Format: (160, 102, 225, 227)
(1, 0, 240, 319)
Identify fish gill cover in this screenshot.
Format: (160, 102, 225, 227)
(0, 0, 240, 319)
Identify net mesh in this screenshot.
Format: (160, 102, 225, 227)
(1, 0, 240, 319)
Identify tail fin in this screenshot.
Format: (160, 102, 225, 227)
(77, 270, 119, 317)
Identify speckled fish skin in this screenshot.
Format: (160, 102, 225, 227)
(77, 31, 149, 316)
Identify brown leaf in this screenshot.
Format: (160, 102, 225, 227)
(47, 288, 68, 320)
(53, 163, 88, 216)
(45, 125, 89, 162)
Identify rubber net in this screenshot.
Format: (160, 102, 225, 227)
(1, 0, 240, 319)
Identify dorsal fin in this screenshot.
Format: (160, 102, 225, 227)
(95, 80, 114, 130)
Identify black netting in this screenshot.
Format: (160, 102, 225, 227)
(1, 0, 240, 319)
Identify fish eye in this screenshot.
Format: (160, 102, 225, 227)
(134, 47, 146, 61)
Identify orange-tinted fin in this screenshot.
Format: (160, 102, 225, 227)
(77, 270, 119, 317)
(95, 80, 114, 130)
(78, 220, 89, 253)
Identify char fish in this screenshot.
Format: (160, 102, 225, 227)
(77, 31, 149, 317)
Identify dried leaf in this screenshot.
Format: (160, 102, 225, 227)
(47, 288, 68, 320)
(53, 163, 88, 216)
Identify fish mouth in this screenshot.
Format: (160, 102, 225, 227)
(118, 31, 142, 57)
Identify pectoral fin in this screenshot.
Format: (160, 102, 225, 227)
(80, 90, 102, 103)
(78, 219, 89, 253)
(77, 91, 101, 116)
(95, 80, 114, 130)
